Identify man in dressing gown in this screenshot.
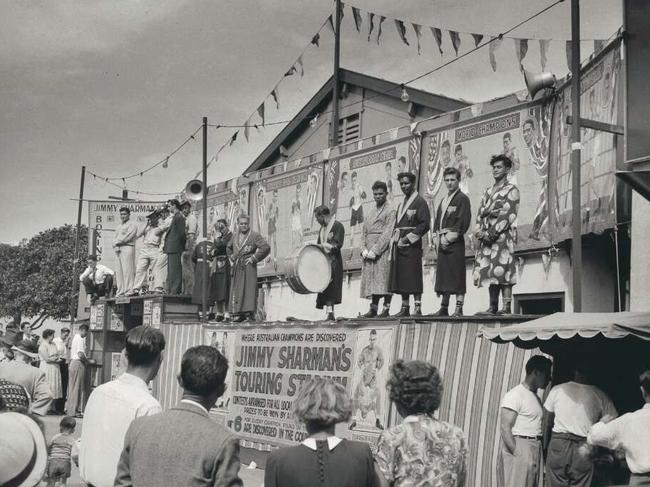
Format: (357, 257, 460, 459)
(314, 205, 345, 321)
(227, 214, 270, 322)
(388, 172, 431, 317)
(432, 167, 471, 317)
(360, 181, 395, 318)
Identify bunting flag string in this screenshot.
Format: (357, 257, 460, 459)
(394, 19, 409, 46)
(431, 27, 443, 55)
(514, 38, 529, 70)
(449, 30, 461, 56)
(412, 23, 423, 55)
(244, 119, 251, 142)
(297, 55, 304, 77)
(367, 12, 375, 41)
(540, 39, 550, 71)
(271, 88, 280, 109)
(352, 6, 362, 32)
(471, 33, 484, 47)
(257, 103, 265, 126)
(488, 36, 502, 71)
(311, 33, 320, 47)
(376, 16, 386, 44)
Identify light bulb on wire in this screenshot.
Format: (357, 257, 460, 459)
(400, 85, 410, 102)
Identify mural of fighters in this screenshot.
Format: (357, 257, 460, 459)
(349, 329, 385, 431)
(256, 185, 267, 237)
(453, 144, 474, 196)
(522, 117, 548, 240)
(291, 184, 303, 249)
(384, 161, 394, 201)
(306, 172, 319, 224)
(502, 132, 521, 185)
(268, 190, 279, 269)
(349, 171, 367, 248)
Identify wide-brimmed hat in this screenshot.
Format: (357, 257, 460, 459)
(12, 339, 39, 359)
(0, 412, 48, 487)
(0, 327, 22, 347)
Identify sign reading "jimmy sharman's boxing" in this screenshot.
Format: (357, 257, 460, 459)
(227, 329, 356, 444)
(454, 112, 521, 143)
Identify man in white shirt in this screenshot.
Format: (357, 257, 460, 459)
(113, 206, 138, 296)
(52, 327, 70, 414)
(544, 362, 618, 487)
(588, 369, 650, 486)
(80, 326, 165, 487)
(133, 210, 167, 295)
(500, 355, 552, 487)
(79, 255, 115, 304)
(66, 324, 94, 417)
(181, 200, 199, 295)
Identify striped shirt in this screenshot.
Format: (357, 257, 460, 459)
(49, 432, 75, 461)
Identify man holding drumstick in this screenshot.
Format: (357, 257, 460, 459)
(314, 205, 345, 321)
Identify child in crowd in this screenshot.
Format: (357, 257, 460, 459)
(45, 416, 77, 487)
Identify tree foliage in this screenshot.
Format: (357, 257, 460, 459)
(0, 225, 88, 328)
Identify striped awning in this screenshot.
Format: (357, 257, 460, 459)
(478, 312, 650, 345)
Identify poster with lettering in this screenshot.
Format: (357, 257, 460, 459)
(420, 105, 551, 257)
(324, 138, 419, 269)
(250, 163, 324, 277)
(199, 178, 250, 236)
(203, 327, 235, 413)
(227, 328, 357, 445)
(550, 42, 621, 240)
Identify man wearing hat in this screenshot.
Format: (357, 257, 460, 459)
(79, 255, 115, 304)
(133, 209, 167, 295)
(0, 338, 53, 415)
(163, 199, 186, 295)
(181, 200, 199, 295)
(0, 412, 48, 486)
(0, 324, 21, 363)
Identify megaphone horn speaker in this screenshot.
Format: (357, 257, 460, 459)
(524, 70, 556, 100)
(185, 179, 204, 201)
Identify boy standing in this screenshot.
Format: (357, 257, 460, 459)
(46, 416, 77, 487)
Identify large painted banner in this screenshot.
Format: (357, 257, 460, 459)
(249, 162, 324, 277)
(420, 104, 552, 257)
(324, 136, 421, 268)
(549, 42, 621, 240)
(200, 178, 250, 235)
(201, 323, 396, 447)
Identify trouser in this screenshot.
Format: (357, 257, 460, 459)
(500, 437, 541, 487)
(182, 252, 194, 295)
(82, 275, 114, 298)
(115, 245, 135, 295)
(66, 359, 87, 414)
(546, 433, 593, 487)
(166, 252, 182, 294)
(153, 252, 168, 291)
(134, 246, 162, 290)
(55, 361, 69, 412)
(630, 473, 650, 486)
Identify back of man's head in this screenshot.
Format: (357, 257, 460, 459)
(179, 346, 228, 397)
(640, 369, 650, 401)
(525, 355, 552, 376)
(125, 326, 166, 367)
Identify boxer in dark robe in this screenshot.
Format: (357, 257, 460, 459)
(432, 167, 471, 317)
(388, 172, 431, 317)
(314, 205, 345, 321)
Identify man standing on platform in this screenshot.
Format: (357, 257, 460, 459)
(432, 167, 472, 317)
(388, 172, 430, 317)
(360, 181, 395, 318)
(227, 215, 270, 322)
(79, 255, 115, 304)
(113, 207, 138, 297)
(314, 205, 345, 321)
(499, 355, 552, 487)
(473, 155, 520, 315)
(52, 327, 71, 414)
(212, 219, 232, 322)
(133, 210, 166, 295)
(163, 199, 186, 295)
(544, 361, 618, 487)
(588, 369, 650, 486)
(67, 324, 94, 418)
(181, 201, 198, 295)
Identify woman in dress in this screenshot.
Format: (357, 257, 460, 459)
(375, 360, 467, 487)
(38, 329, 63, 413)
(265, 377, 380, 487)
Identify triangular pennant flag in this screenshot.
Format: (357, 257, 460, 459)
(357, 140, 363, 151)
(367, 12, 375, 41)
(351, 6, 362, 32)
(566, 41, 572, 71)
(327, 15, 335, 33)
(594, 39, 605, 53)
(229, 131, 239, 146)
(412, 23, 422, 55)
(431, 27, 443, 55)
(322, 148, 331, 160)
(410, 121, 419, 134)
(372, 134, 379, 145)
(541, 252, 551, 276)
(284, 66, 297, 77)
(389, 127, 399, 141)
(271, 88, 280, 109)
(470, 103, 484, 117)
(514, 38, 529, 69)
(449, 30, 461, 56)
(471, 33, 484, 47)
(376, 16, 386, 44)
(394, 19, 410, 46)
(488, 36, 503, 72)
(297, 55, 304, 77)
(539, 39, 550, 71)
(162, 157, 169, 168)
(257, 102, 265, 126)
(311, 32, 320, 47)
(244, 119, 251, 142)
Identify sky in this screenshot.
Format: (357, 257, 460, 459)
(0, 0, 622, 243)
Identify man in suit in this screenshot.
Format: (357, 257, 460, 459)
(115, 345, 242, 487)
(163, 199, 186, 295)
(0, 339, 53, 415)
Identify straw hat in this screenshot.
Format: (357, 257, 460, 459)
(0, 412, 48, 486)
(12, 339, 39, 360)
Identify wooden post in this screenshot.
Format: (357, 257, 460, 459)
(202, 117, 209, 321)
(328, 0, 342, 148)
(570, 0, 583, 311)
(71, 165, 86, 326)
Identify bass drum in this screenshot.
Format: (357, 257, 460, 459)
(283, 244, 332, 294)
